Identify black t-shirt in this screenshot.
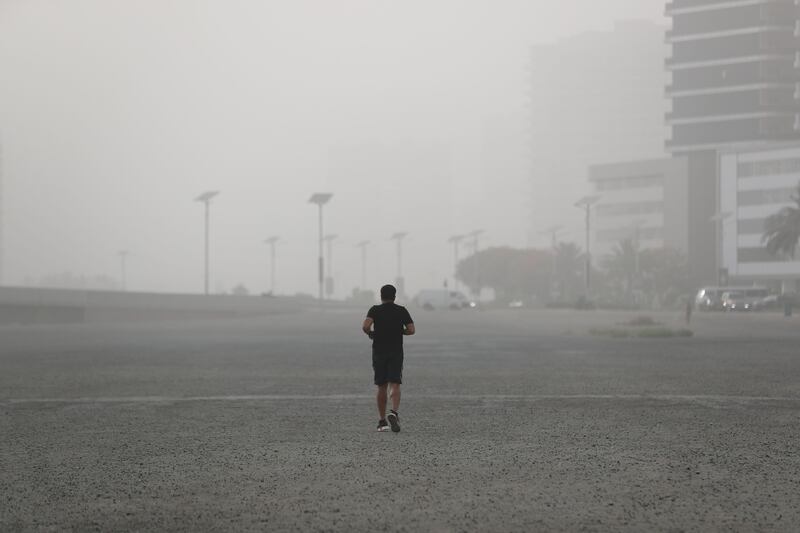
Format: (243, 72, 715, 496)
(367, 302, 414, 352)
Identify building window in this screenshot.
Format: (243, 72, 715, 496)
(595, 174, 663, 191)
(738, 158, 800, 178)
(738, 187, 797, 206)
(595, 201, 663, 217)
(738, 247, 788, 263)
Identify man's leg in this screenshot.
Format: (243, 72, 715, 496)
(388, 382, 401, 413)
(376, 384, 388, 420)
(387, 382, 401, 432)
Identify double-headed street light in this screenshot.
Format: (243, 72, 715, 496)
(309, 193, 333, 301)
(264, 236, 279, 295)
(574, 195, 600, 298)
(195, 190, 219, 295)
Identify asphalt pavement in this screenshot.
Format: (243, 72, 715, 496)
(2, 307, 800, 531)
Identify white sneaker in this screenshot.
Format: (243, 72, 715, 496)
(387, 411, 400, 433)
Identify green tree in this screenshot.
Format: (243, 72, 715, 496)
(456, 246, 551, 303)
(602, 238, 639, 298)
(762, 182, 800, 258)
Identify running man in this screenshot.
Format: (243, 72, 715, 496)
(362, 284, 415, 432)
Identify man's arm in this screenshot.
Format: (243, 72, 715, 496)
(403, 308, 415, 336)
(362, 317, 374, 337)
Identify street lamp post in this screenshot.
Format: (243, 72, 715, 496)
(575, 195, 600, 298)
(390, 232, 408, 296)
(467, 230, 484, 299)
(323, 234, 337, 297)
(356, 240, 370, 290)
(195, 190, 219, 295)
(447, 235, 464, 292)
(264, 236, 279, 295)
(630, 219, 646, 287)
(309, 193, 333, 301)
(710, 212, 732, 286)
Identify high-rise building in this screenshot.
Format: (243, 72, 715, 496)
(665, 0, 800, 284)
(666, 0, 800, 151)
(719, 143, 800, 291)
(0, 139, 3, 286)
(590, 157, 689, 258)
(529, 21, 668, 247)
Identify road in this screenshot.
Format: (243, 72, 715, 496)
(2, 307, 800, 531)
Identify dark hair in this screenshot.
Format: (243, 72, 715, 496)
(380, 284, 397, 301)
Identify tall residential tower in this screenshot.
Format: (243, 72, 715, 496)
(665, 0, 800, 283)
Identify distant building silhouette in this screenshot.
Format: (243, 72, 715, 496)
(528, 20, 668, 246)
(590, 157, 689, 258)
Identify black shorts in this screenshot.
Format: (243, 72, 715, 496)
(372, 349, 403, 385)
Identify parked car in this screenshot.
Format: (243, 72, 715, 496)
(720, 290, 764, 311)
(695, 286, 768, 311)
(413, 289, 476, 310)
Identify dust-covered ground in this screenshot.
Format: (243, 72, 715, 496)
(2, 307, 800, 532)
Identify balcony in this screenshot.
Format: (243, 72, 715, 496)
(667, 58, 800, 93)
(667, 3, 796, 39)
(666, 114, 800, 150)
(667, 87, 800, 119)
(667, 29, 799, 68)
(666, 0, 791, 16)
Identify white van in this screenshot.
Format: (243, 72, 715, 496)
(695, 286, 768, 311)
(413, 289, 475, 310)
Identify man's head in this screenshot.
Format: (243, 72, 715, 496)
(380, 284, 397, 302)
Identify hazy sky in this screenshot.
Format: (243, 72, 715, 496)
(0, 0, 666, 297)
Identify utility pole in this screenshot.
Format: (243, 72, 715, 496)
(309, 193, 333, 301)
(323, 234, 337, 297)
(710, 212, 732, 286)
(195, 191, 219, 295)
(390, 232, 408, 297)
(264, 236, 279, 294)
(630, 220, 646, 290)
(575, 195, 600, 298)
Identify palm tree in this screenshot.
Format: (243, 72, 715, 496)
(762, 183, 800, 258)
(603, 238, 639, 298)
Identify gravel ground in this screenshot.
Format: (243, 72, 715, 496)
(2, 307, 800, 532)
